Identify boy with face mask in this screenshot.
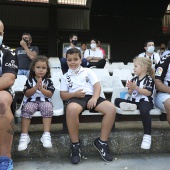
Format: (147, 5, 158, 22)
(138, 40, 160, 69)
(61, 33, 87, 74)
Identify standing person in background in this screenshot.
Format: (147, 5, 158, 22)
(114, 57, 155, 150)
(84, 38, 106, 68)
(61, 33, 87, 74)
(17, 56, 55, 151)
(156, 43, 167, 57)
(138, 40, 160, 69)
(80, 42, 87, 58)
(0, 20, 18, 170)
(97, 40, 106, 59)
(15, 32, 39, 77)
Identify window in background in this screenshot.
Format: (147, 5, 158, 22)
(62, 43, 111, 59)
(162, 3, 170, 34)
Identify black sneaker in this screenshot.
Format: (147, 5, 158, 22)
(93, 138, 113, 162)
(70, 144, 81, 164)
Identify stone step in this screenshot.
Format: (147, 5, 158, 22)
(12, 121, 170, 159)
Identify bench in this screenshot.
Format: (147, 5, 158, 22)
(110, 87, 163, 121)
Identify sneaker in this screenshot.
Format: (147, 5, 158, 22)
(70, 143, 81, 164)
(93, 138, 113, 162)
(40, 133, 52, 148)
(120, 102, 137, 111)
(0, 156, 13, 170)
(141, 134, 151, 149)
(18, 134, 30, 151)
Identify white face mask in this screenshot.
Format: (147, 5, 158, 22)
(68, 66, 81, 75)
(147, 46, 155, 53)
(90, 43, 96, 49)
(0, 36, 3, 46)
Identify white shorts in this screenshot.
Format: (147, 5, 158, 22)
(154, 92, 170, 113)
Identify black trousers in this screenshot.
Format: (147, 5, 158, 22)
(87, 59, 106, 68)
(114, 98, 153, 135)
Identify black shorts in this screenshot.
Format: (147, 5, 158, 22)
(67, 95, 106, 113)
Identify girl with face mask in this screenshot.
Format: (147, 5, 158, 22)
(84, 38, 106, 68)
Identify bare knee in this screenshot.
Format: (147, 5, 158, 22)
(0, 102, 7, 115)
(66, 104, 82, 117)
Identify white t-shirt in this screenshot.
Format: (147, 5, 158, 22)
(138, 52, 160, 68)
(84, 49, 103, 59)
(60, 67, 99, 95)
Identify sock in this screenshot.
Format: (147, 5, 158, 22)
(98, 138, 107, 145)
(72, 141, 80, 145)
(21, 133, 28, 137)
(43, 132, 50, 136)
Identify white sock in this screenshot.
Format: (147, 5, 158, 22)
(43, 132, 50, 136)
(21, 133, 29, 137)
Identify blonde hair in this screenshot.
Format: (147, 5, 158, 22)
(133, 57, 155, 79)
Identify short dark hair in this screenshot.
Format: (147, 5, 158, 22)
(66, 48, 81, 59)
(144, 40, 154, 47)
(22, 32, 32, 40)
(81, 42, 87, 46)
(69, 33, 78, 39)
(90, 38, 98, 44)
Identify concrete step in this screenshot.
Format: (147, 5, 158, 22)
(12, 121, 170, 159)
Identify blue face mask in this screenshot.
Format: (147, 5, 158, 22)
(0, 36, 3, 46)
(147, 46, 155, 53)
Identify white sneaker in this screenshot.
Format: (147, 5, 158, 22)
(40, 133, 52, 148)
(18, 135, 30, 151)
(120, 102, 137, 110)
(141, 134, 151, 149)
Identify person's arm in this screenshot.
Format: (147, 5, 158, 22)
(0, 73, 15, 90)
(87, 82, 101, 109)
(155, 79, 170, 93)
(60, 89, 86, 100)
(20, 40, 38, 60)
(126, 80, 151, 96)
(90, 50, 104, 62)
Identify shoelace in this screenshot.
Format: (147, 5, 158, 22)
(43, 135, 51, 141)
(72, 145, 80, 156)
(101, 144, 110, 154)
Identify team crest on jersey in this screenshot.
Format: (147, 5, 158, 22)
(155, 67, 163, 76)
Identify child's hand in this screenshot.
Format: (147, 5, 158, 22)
(87, 97, 97, 110)
(75, 89, 86, 98)
(37, 78, 42, 90)
(126, 80, 137, 90)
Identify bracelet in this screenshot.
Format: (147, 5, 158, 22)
(136, 86, 139, 92)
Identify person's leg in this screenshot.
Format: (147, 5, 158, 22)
(66, 102, 83, 164)
(60, 58, 68, 74)
(18, 102, 38, 151)
(0, 91, 14, 169)
(163, 98, 170, 124)
(93, 100, 116, 162)
(138, 101, 153, 149)
(21, 102, 38, 133)
(95, 100, 116, 141)
(24, 70, 30, 78)
(96, 59, 106, 68)
(66, 103, 83, 143)
(81, 58, 88, 67)
(0, 92, 13, 158)
(114, 98, 134, 107)
(17, 69, 24, 75)
(39, 102, 53, 148)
